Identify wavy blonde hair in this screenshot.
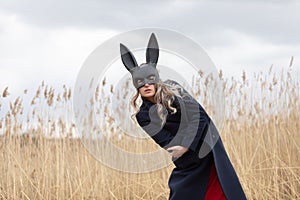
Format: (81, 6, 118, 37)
(131, 81, 180, 125)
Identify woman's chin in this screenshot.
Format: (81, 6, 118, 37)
(142, 93, 155, 98)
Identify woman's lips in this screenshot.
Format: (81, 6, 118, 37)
(144, 89, 151, 93)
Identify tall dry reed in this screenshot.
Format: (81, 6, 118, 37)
(0, 65, 299, 199)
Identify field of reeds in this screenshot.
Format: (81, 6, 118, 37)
(0, 65, 299, 199)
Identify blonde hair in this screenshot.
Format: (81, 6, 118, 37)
(131, 81, 179, 126)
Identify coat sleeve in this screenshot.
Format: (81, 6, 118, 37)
(164, 79, 210, 152)
(136, 110, 174, 148)
(176, 95, 210, 152)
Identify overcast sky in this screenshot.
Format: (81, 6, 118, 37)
(0, 0, 299, 98)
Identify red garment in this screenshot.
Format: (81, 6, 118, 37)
(205, 162, 226, 200)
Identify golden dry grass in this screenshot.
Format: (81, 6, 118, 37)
(0, 66, 299, 199)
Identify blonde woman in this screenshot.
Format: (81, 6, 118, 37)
(120, 33, 247, 200)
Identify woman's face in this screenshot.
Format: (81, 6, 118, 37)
(138, 84, 156, 99)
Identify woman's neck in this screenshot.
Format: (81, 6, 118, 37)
(144, 96, 156, 103)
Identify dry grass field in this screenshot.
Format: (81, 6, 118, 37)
(0, 66, 299, 199)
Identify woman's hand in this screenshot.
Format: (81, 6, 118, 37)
(167, 146, 189, 158)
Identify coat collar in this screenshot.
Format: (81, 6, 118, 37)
(141, 97, 156, 108)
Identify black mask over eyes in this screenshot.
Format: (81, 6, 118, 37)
(120, 33, 160, 89)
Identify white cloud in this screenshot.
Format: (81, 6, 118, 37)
(207, 29, 299, 79)
(0, 11, 118, 95)
(0, 0, 299, 96)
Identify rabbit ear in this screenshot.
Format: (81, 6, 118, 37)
(120, 43, 138, 71)
(146, 33, 159, 66)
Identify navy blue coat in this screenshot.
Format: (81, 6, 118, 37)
(136, 81, 247, 200)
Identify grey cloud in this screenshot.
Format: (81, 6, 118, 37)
(153, 1, 300, 45)
(0, 0, 299, 46)
(0, 0, 172, 28)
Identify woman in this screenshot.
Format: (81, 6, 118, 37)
(120, 33, 247, 200)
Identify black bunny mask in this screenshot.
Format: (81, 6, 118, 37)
(120, 33, 160, 89)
